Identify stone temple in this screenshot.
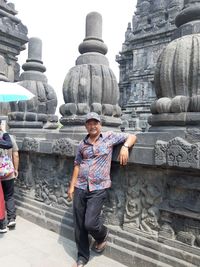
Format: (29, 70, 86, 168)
(117, 0, 185, 132)
(1, 0, 200, 266)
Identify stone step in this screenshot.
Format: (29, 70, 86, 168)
(15, 199, 73, 227)
(16, 204, 75, 241)
(108, 227, 200, 266)
(107, 234, 197, 267)
(15, 193, 73, 218)
(15, 194, 200, 267)
(105, 242, 173, 267)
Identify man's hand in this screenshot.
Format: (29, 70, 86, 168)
(119, 146, 129, 165)
(14, 169, 18, 179)
(67, 184, 75, 201)
(68, 165, 80, 200)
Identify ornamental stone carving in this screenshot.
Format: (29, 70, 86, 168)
(0, 3, 28, 118)
(176, 231, 195, 246)
(155, 137, 200, 168)
(60, 12, 121, 135)
(149, 0, 200, 126)
(154, 34, 200, 102)
(154, 141, 168, 165)
(22, 137, 39, 152)
(8, 37, 58, 129)
(35, 179, 71, 207)
(52, 138, 74, 156)
(0, 1, 28, 81)
(123, 171, 162, 235)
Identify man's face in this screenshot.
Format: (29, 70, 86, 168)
(85, 119, 101, 137)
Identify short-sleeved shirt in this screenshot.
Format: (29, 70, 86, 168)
(74, 131, 129, 191)
(1, 134, 18, 181)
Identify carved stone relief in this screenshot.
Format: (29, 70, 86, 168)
(155, 137, 200, 168)
(103, 165, 163, 235)
(103, 165, 127, 226)
(52, 138, 74, 156)
(15, 147, 200, 249)
(22, 137, 39, 152)
(159, 172, 200, 247)
(123, 175, 142, 228)
(15, 152, 73, 209)
(35, 178, 71, 208)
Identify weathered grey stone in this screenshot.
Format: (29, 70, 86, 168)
(0, 1, 28, 81)
(8, 37, 58, 129)
(117, 0, 184, 131)
(22, 137, 39, 152)
(149, 0, 200, 127)
(155, 137, 200, 168)
(52, 138, 74, 156)
(8, 121, 43, 128)
(60, 12, 121, 136)
(4, 1, 200, 266)
(0, 55, 11, 116)
(39, 141, 52, 154)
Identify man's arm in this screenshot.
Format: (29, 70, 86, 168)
(12, 151, 19, 178)
(119, 134, 137, 165)
(67, 165, 80, 200)
(0, 133, 13, 149)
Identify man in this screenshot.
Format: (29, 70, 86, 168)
(68, 112, 137, 267)
(0, 121, 19, 231)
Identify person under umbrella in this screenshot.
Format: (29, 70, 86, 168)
(0, 81, 33, 232)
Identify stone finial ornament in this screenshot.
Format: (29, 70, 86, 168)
(60, 12, 121, 135)
(0, 55, 9, 82)
(0, 1, 28, 81)
(0, 55, 11, 117)
(175, 0, 200, 27)
(8, 37, 58, 129)
(148, 0, 200, 126)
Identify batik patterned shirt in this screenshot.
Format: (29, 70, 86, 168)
(74, 131, 129, 191)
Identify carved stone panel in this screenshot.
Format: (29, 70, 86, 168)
(16, 152, 73, 209)
(155, 137, 200, 169)
(52, 138, 74, 156)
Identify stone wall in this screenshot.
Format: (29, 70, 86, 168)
(13, 130, 200, 266)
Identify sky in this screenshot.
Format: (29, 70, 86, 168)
(11, 0, 137, 110)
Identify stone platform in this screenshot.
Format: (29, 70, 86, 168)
(15, 194, 200, 267)
(0, 216, 127, 267)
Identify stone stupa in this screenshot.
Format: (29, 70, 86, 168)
(59, 12, 122, 138)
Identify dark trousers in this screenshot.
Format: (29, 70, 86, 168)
(73, 187, 108, 263)
(0, 181, 5, 220)
(2, 179, 16, 221)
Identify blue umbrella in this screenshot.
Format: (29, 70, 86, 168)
(0, 81, 35, 102)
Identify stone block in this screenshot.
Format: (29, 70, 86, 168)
(39, 141, 52, 154)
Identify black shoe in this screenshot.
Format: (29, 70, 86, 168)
(7, 218, 16, 228)
(0, 225, 7, 233)
(0, 220, 7, 233)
